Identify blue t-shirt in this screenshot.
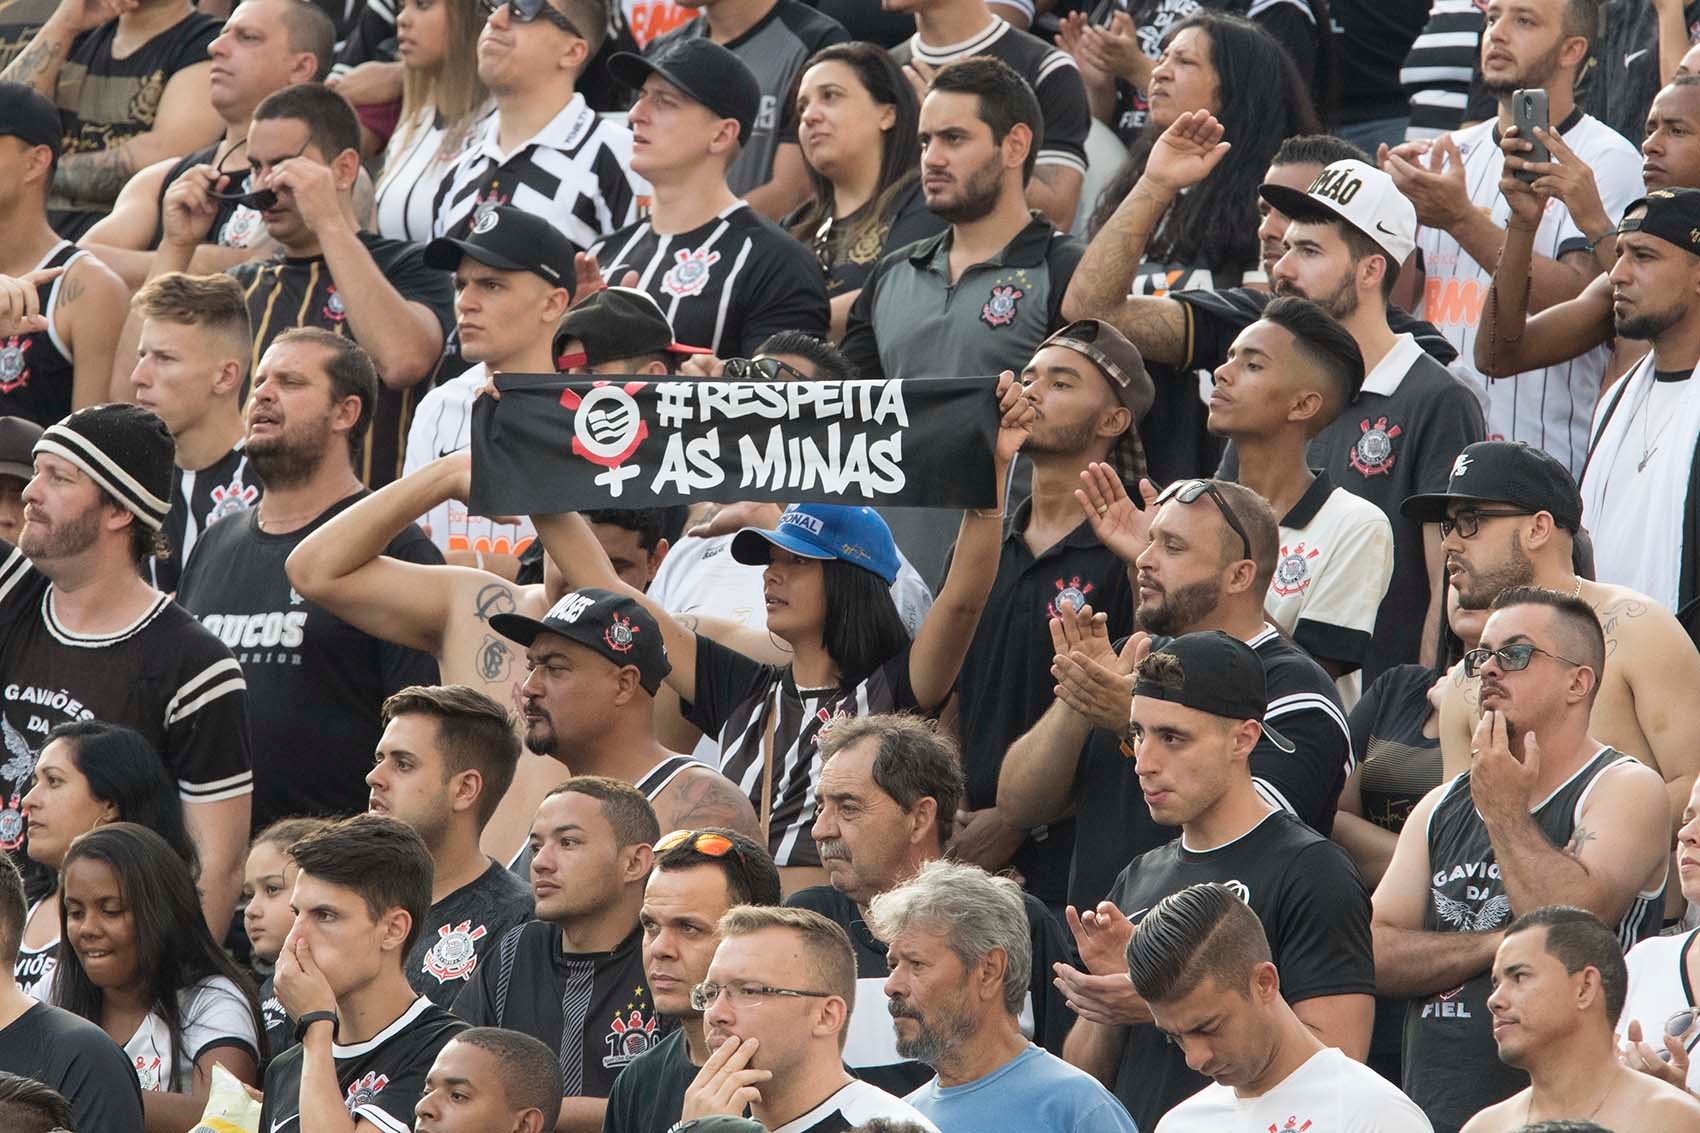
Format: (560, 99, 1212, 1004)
(906, 1044, 1139, 1133)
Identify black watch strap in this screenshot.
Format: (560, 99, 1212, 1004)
(294, 1010, 339, 1043)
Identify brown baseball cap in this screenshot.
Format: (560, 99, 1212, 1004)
(1039, 319, 1155, 421)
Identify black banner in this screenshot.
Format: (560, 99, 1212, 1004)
(469, 372, 1001, 515)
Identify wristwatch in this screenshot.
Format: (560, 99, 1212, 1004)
(294, 1010, 339, 1043)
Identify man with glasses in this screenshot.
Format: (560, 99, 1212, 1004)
(1000, 474, 1350, 913)
(433, 0, 648, 251)
(681, 905, 937, 1133)
(1372, 586, 1670, 1133)
(452, 776, 667, 1133)
(1057, 631, 1374, 1133)
(604, 828, 781, 1133)
(1403, 441, 1700, 870)
(136, 82, 455, 488)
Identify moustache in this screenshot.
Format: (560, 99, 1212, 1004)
(817, 839, 850, 861)
(888, 998, 922, 1020)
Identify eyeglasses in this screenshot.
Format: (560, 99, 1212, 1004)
(478, 0, 582, 36)
(1155, 479, 1253, 562)
(1439, 508, 1531, 540)
(1461, 642, 1590, 678)
(690, 980, 835, 1011)
(209, 141, 312, 212)
(723, 356, 811, 382)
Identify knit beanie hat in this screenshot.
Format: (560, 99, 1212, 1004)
(34, 404, 174, 531)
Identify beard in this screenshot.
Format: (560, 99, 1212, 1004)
(889, 991, 976, 1067)
(1274, 270, 1359, 320)
(1136, 577, 1223, 636)
(1482, 41, 1564, 96)
(247, 416, 334, 488)
(1615, 301, 1686, 342)
(1023, 415, 1101, 457)
(18, 501, 103, 561)
(926, 157, 1004, 225)
(1453, 531, 1535, 610)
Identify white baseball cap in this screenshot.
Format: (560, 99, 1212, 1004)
(1259, 159, 1418, 267)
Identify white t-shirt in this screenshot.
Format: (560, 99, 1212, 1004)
(401, 362, 537, 558)
(772, 1079, 939, 1133)
(1415, 113, 1643, 475)
(1619, 928, 1700, 1090)
(124, 975, 259, 1095)
(1263, 477, 1393, 669)
(1155, 1046, 1433, 1132)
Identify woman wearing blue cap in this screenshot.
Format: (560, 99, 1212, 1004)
(533, 374, 1033, 893)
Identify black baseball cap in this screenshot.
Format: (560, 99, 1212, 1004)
(0, 417, 42, 480)
(424, 205, 575, 292)
(491, 587, 672, 694)
(553, 287, 711, 367)
(1400, 441, 1581, 531)
(1134, 631, 1295, 752)
(0, 82, 60, 158)
(1616, 188, 1700, 255)
(608, 38, 761, 145)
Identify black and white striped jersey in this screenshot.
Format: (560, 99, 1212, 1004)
(150, 443, 261, 595)
(432, 95, 649, 250)
(592, 201, 829, 356)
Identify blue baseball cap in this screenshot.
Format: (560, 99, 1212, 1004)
(730, 504, 900, 586)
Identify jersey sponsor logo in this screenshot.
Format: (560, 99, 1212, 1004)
(1433, 889, 1511, 931)
(345, 1070, 390, 1111)
(604, 611, 639, 653)
(550, 592, 597, 623)
(626, 0, 693, 47)
(322, 286, 346, 324)
(980, 284, 1024, 328)
(1046, 575, 1094, 619)
(661, 247, 722, 298)
(0, 336, 33, 393)
(1348, 416, 1401, 477)
(208, 475, 259, 523)
(423, 919, 488, 983)
(1271, 542, 1320, 597)
(1422, 277, 1487, 328)
(201, 611, 309, 650)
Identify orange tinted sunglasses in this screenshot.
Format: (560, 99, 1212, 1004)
(655, 829, 737, 857)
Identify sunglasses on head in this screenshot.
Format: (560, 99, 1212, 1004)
(1155, 479, 1253, 562)
(655, 828, 741, 859)
(1460, 642, 1589, 679)
(723, 356, 810, 382)
(478, 0, 582, 35)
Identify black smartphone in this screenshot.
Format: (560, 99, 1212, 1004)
(1512, 88, 1550, 183)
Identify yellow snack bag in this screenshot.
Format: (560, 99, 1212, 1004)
(188, 1062, 263, 1133)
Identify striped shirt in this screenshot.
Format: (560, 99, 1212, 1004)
(150, 443, 261, 595)
(593, 201, 830, 356)
(374, 104, 494, 244)
(892, 16, 1089, 178)
(0, 545, 252, 848)
(1399, 0, 1494, 140)
(433, 94, 649, 249)
(401, 363, 535, 557)
(1415, 112, 1643, 475)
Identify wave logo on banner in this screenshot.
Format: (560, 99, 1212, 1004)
(562, 381, 650, 492)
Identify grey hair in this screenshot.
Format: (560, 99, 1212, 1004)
(865, 859, 1029, 1015)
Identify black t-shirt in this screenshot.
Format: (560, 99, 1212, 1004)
(593, 203, 830, 358)
(260, 996, 466, 1133)
(1106, 810, 1374, 1132)
(1066, 624, 1350, 910)
(1350, 663, 1443, 834)
(787, 884, 1073, 1096)
(176, 496, 441, 826)
(0, 241, 84, 428)
(0, 1001, 145, 1133)
(151, 443, 261, 595)
(1587, 1, 1700, 143)
(153, 143, 262, 252)
(0, 0, 55, 73)
(405, 860, 534, 1007)
(685, 635, 920, 868)
(602, 1026, 696, 1133)
(258, 973, 293, 1070)
(955, 500, 1136, 904)
(784, 180, 948, 301)
(1333, 0, 1431, 123)
(453, 921, 674, 1098)
(0, 545, 251, 853)
(802, 0, 911, 47)
(226, 233, 456, 488)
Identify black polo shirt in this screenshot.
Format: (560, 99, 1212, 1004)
(954, 497, 1135, 905)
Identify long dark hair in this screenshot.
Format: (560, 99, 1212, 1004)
(820, 558, 910, 688)
(1088, 13, 1320, 276)
(36, 722, 197, 876)
(55, 824, 264, 1084)
(787, 42, 922, 259)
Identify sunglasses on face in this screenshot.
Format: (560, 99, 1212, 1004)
(478, 0, 582, 36)
(207, 141, 312, 212)
(1155, 479, 1253, 563)
(1440, 507, 1531, 540)
(723, 356, 811, 382)
(1460, 642, 1589, 679)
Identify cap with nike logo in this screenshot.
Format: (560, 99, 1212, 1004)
(1260, 158, 1418, 267)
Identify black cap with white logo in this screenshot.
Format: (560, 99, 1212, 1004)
(424, 205, 576, 293)
(1135, 631, 1295, 752)
(1400, 441, 1582, 531)
(491, 587, 671, 693)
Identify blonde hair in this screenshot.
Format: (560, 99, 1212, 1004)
(717, 905, 857, 1017)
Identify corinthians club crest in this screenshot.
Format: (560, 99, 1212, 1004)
(603, 1007, 659, 1068)
(1349, 416, 1401, 477)
(422, 920, 487, 983)
(345, 1071, 390, 1111)
(0, 337, 33, 394)
(1271, 542, 1320, 597)
(981, 284, 1024, 327)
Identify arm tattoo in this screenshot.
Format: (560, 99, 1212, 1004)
(57, 272, 84, 308)
(54, 147, 138, 208)
(675, 614, 701, 633)
(1564, 827, 1596, 859)
(472, 581, 517, 623)
(0, 30, 70, 91)
(476, 634, 514, 684)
